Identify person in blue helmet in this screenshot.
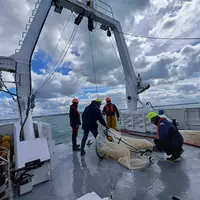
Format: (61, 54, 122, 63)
(158, 110, 164, 115)
(81, 98, 107, 156)
(147, 112, 184, 161)
(159, 109, 179, 128)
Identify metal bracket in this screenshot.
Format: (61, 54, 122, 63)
(54, 3, 63, 14)
(0, 57, 16, 73)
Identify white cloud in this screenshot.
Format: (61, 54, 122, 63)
(1, 72, 15, 89)
(149, 0, 200, 38)
(0, 0, 35, 56)
(1, 0, 200, 118)
(147, 0, 200, 52)
(32, 71, 83, 98)
(133, 43, 200, 87)
(0, 98, 18, 119)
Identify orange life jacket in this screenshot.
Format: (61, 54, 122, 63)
(157, 117, 165, 138)
(106, 103, 114, 115)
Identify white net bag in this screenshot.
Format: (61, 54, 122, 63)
(96, 128, 153, 170)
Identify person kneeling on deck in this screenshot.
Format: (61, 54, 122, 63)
(102, 97, 120, 130)
(69, 98, 81, 151)
(147, 112, 184, 161)
(81, 98, 107, 156)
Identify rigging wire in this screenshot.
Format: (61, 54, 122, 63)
(109, 36, 137, 94)
(0, 89, 17, 97)
(88, 31, 99, 98)
(36, 25, 78, 94)
(0, 73, 17, 101)
(112, 30, 200, 40)
(94, 26, 200, 41)
(36, 12, 72, 93)
(37, 27, 77, 93)
(51, 13, 72, 60)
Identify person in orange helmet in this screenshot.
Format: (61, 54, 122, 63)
(102, 97, 120, 130)
(69, 98, 81, 151)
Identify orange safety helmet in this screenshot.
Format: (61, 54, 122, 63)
(72, 98, 79, 104)
(106, 97, 111, 102)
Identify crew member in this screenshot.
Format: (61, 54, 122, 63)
(81, 98, 107, 156)
(69, 98, 81, 151)
(102, 97, 120, 130)
(147, 112, 184, 161)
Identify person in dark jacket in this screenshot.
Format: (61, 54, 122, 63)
(81, 98, 107, 156)
(102, 97, 120, 130)
(69, 98, 81, 151)
(147, 112, 184, 161)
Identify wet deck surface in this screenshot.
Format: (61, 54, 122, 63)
(17, 138, 200, 200)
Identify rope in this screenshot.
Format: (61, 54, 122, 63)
(36, 25, 78, 94)
(36, 12, 72, 94)
(88, 32, 99, 98)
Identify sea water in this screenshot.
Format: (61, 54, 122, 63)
(0, 114, 73, 145)
(0, 114, 113, 145)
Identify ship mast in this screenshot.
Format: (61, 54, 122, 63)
(0, 0, 143, 140)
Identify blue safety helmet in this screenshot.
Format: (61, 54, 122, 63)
(158, 110, 164, 115)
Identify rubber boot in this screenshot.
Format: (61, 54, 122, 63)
(74, 135, 80, 148)
(167, 149, 182, 161)
(72, 134, 80, 151)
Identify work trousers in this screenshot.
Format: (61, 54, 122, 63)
(81, 129, 98, 153)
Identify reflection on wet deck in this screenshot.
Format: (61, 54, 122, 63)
(17, 141, 200, 200)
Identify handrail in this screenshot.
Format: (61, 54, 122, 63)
(95, 0, 114, 18)
(14, 0, 41, 53)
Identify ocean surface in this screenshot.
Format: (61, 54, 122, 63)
(0, 114, 74, 145)
(0, 114, 111, 145)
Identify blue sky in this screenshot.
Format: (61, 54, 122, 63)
(32, 49, 72, 75)
(0, 88, 16, 98)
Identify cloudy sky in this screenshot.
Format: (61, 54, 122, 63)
(1, 0, 200, 119)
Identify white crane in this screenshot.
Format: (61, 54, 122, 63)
(0, 0, 149, 195)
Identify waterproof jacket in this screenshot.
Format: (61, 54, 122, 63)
(103, 103, 120, 118)
(155, 116, 184, 148)
(82, 101, 106, 130)
(69, 104, 81, 129)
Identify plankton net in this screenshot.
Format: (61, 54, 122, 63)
(95, 128, 154, 170)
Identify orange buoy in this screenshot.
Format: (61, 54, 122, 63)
(1, 135, 11, 143)
(107, 136, 113, 142)
(1, 142, 11, 150)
